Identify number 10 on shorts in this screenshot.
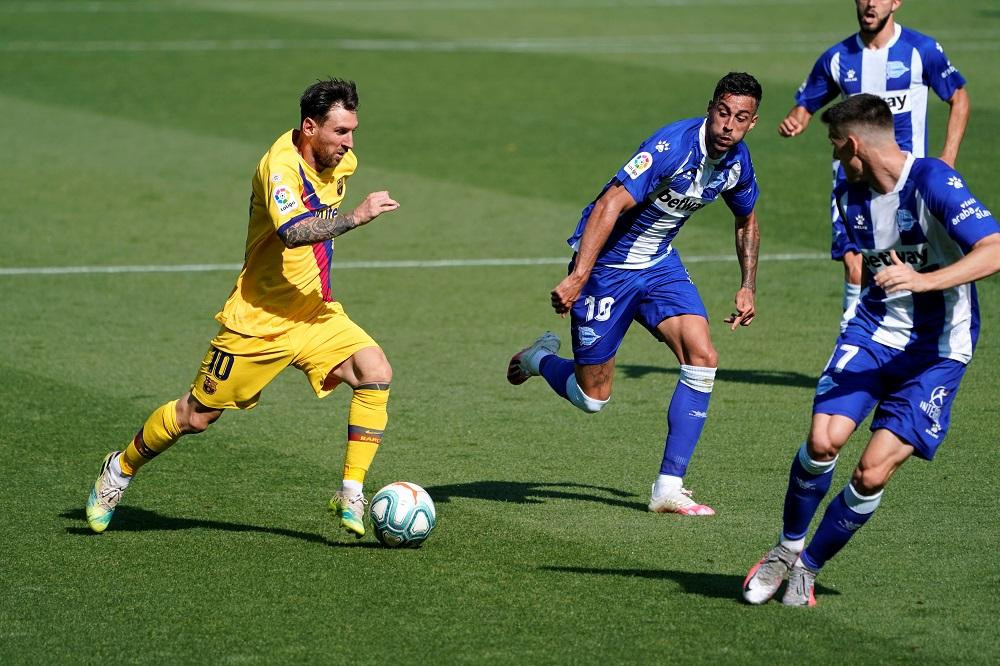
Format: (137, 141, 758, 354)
(584, 296, 614, 322)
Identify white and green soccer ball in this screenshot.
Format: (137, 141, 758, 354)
(369, 482, 436, 548)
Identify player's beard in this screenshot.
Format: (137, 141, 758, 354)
(314, 148, 344, 172)
(856, 8, 890, 36)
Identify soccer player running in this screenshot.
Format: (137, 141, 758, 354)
(507, 73, 762, 516)
(779, 0, 969, 332)
(743, 94, 1000, 607)
(85, 79, 400, 538)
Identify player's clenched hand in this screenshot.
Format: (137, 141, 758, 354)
(874, 250, 930, 293)
(353, 191, 400, 225)
(724, 287, 756, 330)
(551, 275, 585, 317)
(778, 116, 803, 137)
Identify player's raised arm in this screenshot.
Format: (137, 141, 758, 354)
(725, 211, 759, 329)
(279, 191, 399, 248)
(778, 105, 812, 138)
(550, 183, 636, 315)
(939, 87, 970, 168)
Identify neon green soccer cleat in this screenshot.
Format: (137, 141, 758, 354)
(329, 491, 368, 538)
(86, 451, 129, 533)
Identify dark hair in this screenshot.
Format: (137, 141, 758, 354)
(300, 78, 359, 124)
(821, 93, 893, 134)
(712, 72, 762, 105)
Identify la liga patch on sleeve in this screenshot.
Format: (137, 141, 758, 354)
(624, 152, 653, 180)
(273, 185, 297, 214)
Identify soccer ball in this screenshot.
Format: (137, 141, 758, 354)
(368, 482, 436, 548)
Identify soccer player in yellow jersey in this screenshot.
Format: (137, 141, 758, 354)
(85, 78, 400, 538)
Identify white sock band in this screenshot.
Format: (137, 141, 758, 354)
(679, 364, 716, 393)
(565, 376, 609, 413)
(842, 282, 862, 311)
(110, 453, 132, 485)
(841, 282, 861, 332)
(844, 483, 883, 515)
(797, 442, 837, 475)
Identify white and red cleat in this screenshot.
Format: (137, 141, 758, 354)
(648, 486, 715, 516)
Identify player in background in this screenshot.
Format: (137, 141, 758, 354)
(779, 0, 969, 332)
(85, 79, 400, 538)
(744, 94, 999, 606)
(508, 73, 762, 516)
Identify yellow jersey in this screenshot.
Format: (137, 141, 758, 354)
(216, 129, 357, 337)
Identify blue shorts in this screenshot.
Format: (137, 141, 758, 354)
(812, 333, 968, 460)
(569, 250, 707, 365)
(830, 165, 858, 260)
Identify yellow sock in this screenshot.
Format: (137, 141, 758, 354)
(120, 400, 183, 475)
(343, 387, 389, 485)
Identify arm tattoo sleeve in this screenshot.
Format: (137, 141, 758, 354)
(279, 212, 358, 248)
(736, 221, 760, 291)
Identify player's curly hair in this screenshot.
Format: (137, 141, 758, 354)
(821, 93, 893, 134)
(300, 78, 359, 124)
(712, 72, 762, 105)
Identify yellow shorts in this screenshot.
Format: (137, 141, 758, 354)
(190, 303, 378, 410)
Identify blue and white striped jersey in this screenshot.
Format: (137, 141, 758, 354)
(836, 155, 997, 363)
(796, 24, 965, 157)
(567, 117, 758, 269)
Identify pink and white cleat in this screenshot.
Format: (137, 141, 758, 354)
(742, 543, 799, 605)
(648, 486, 715, 516)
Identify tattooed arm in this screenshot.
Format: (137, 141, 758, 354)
(277, 190, 400, 249)
(735, 210, 760, 292)
(724, 211, 759, 330)
(280, 212, 358, 248)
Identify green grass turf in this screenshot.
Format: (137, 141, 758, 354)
(2, 1, 999, 663)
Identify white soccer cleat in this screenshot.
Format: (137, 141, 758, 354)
(507, 331, 561, 385)
(647, 485, 715, 516)
(782, 561, 818, 607)
(742, 543, 799, 605)
(86, 451, 130, 533)
(329, 491, 368, 538)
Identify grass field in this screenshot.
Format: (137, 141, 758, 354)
(2, 1, 999, 663)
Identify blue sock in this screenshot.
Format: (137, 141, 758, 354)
(781, 444, 836, 541)
(658, 380, 712, 477)
(801, 484, 882, 570)
(538, 355, 575, 400)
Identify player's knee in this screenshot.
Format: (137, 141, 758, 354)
(177, 398, 222, 434)
(356, 351, 392, 385)
(805, 435, 840, 462)
(186, 410, 221, 434)
(851, 465, 888, 495)
(566, 377, 610, 413)
(687, 348, 718, 369)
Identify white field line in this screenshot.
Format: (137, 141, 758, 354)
(0, 253, 826, 277)
(0, 1, 838, 14)
(2, 35, 998, 54)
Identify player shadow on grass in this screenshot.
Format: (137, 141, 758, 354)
(59, 507, 381, 548)
(540, 565, 840, 601)
(424, 481, 648, 512)
(618, 364, 817, 388)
